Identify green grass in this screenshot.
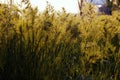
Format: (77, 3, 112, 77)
(0, 2, 120, 80)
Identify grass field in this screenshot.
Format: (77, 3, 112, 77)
(0, 2, 120, 80)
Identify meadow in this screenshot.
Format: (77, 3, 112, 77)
(0, 2, 120, 80)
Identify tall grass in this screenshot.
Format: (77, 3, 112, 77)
(0, 2, 120, 80)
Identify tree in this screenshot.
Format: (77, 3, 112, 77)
(78, 0, 84, 15)
(78, 0, 120, 16)
(106, 0, 120, 9)
(113, 0, 120, 6)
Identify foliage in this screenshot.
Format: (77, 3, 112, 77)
(0, 1, 120, 80)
